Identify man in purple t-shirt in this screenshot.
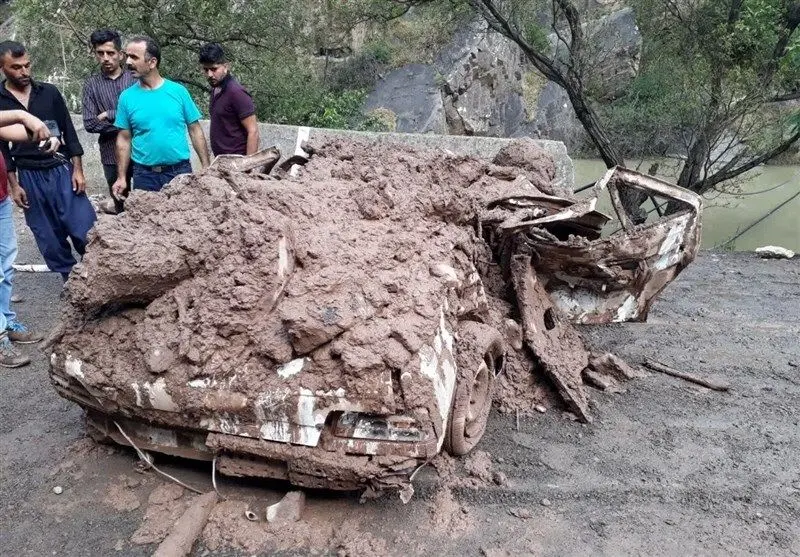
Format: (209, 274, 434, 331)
(198, 43, 259, 157)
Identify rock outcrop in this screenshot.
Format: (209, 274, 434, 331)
(364, 8, 642, 154)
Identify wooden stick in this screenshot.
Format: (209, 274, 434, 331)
(153, 492, 218, 557)
(643, 359, 730, 392)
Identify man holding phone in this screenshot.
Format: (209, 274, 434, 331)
(0, 41, 96, 282)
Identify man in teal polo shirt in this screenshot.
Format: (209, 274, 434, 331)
(112, 35, 210, 198)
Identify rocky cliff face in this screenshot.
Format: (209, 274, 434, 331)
(364, 8, 642, 154)
(364, 19, 527, 138)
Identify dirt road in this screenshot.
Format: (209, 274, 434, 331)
(1, 216, 799, 555)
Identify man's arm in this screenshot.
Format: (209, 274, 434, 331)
(0, 110, 49, 142)
(70, 156, 86, 193)
(53, 88, 84, 160)
(1, 111, 57, 207)
(82, 81, 117, 134)
(241, 114, 259, 155)
(0, 124, 31, 143)
(188, 121, 210, 168)
(112, 129, 132, 200)
(53, 87, 87, 193)
(232, 88, 258, 155)
(178, 85, 209, 167)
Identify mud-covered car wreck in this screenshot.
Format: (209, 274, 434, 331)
(49, 138, 701, 498)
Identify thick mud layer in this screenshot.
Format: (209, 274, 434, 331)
(49, 137, 651, 490)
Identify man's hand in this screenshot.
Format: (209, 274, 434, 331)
(39, 137, 62, 155)
(111, 177, 127, 200)
(98, 111, 109, 122)
(21, 113, 50, 142)
(72, 167, 86, 193)
(9, 183, 28, 209)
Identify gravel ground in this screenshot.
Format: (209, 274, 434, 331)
(1, 210, 799, 556)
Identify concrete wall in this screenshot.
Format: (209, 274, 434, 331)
(72, 116, 575, 196)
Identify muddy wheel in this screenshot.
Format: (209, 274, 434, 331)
(445, 322, 505, 456)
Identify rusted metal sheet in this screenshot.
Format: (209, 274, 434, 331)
(510, 255, 591, 423)
(483, 166, 702, 324)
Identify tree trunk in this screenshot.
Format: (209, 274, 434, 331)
(664, 136, 710, 214)
(563, 79, 647, 222)
(677, 133, 711, 192)
(563, 79, 624, 168)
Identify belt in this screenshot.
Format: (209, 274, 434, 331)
(134, 160, 190, 173)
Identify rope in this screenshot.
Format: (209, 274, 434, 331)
(718, 188, 800, 248)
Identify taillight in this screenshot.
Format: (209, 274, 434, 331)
(333, 412, 425, 442)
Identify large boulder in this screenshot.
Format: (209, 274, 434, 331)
(516, 81, 588, 152)
(583, 7, 642, 101)
(365, 19, 529, 138)
(364, 8, 641, 154)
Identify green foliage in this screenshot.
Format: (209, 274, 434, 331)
(10, 0, 466, 129)
(523, 22, 551, 53)
(788, 109, 800, 133)
(601, 0, 800, 163)
(363, 39, 393, 64)
(305, 89, 378, 130)
(326, 46, 389, 93)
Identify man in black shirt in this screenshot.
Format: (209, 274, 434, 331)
(0, 41, 96, 281)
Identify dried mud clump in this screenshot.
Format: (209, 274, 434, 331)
(491, 137, 567, 197)
(52, 138, 559, 427)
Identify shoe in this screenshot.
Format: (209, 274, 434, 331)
(10, 294, 23, 303)
(0, 335, 30, 368)
(6, 321, 44, 344)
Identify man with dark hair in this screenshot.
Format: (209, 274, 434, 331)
(199, 43, 259, 156)
(83, 29, 135, 214)
(112, 35, 210, 199)
(0, 109, 55, 366)
(0, 41, 96, 283)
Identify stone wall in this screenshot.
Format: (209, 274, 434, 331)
(71, 115, 575, 196)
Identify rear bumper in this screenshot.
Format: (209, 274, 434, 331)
(55, 355, 429, 492)
(86, 410, 420, 491)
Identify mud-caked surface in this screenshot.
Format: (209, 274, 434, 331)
(51, 138, 564, 459)
(3, 245, 800, 555)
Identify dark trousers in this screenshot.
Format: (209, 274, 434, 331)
(18, 164, 97, 276)
(102, 163, 132, 213)
(132, 160, 192, 192)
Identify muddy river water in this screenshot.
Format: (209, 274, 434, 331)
(574, 159, 800, 251)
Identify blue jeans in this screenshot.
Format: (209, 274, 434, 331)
(132, 160, 192, 192)
(18, 164, 97, 276)
(0, 197, 17, 332)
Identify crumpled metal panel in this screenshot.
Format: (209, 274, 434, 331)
(483, 166, 702, 324)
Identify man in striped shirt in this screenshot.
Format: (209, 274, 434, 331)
(82, 29, 134, 214)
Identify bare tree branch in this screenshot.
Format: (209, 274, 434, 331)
(770, 91, 800, 102)
(701, 130, 800, 192)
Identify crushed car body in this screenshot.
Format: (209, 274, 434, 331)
(483, 166, 702, 324)
(48, 138, 701, 497)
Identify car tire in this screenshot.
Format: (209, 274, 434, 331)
(445, 321, 505, 456)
